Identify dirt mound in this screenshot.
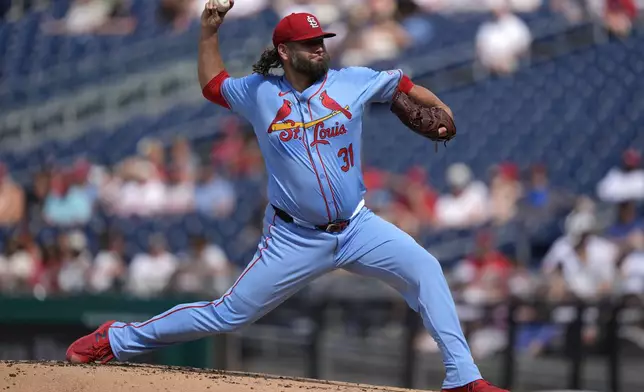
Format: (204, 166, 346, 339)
(0, 361, 426, 392)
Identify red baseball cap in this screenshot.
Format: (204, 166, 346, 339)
(272, 13, 336, 47)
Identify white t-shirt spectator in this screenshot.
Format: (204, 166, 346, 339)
(164, 182, 194, 214)
(435, 181, 489, 228)
(119, 180, 166, 216)
(476, 12, 532, 72)
(596, 167, 644, 203)
(58, 253, 92, 293)
(619, 250, 644, 295)
(127, 251, 178, 297)
(542, 234, 619, 299)
(65, 0, 112, 34)
(89, 250, 124, 293)
(7, 250, 38, 285)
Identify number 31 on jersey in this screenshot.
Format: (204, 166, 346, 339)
(338, 144, 355, 172)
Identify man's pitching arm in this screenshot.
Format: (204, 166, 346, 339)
(199, 1, 234, 108)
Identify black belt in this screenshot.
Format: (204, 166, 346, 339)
(272, 205, 350, 233)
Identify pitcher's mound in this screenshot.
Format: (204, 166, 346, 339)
(0, 361, 426, 392)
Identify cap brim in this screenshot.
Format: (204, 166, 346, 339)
(291, 32, 336, 43)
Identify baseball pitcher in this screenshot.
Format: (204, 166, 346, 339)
(67, 2, 507, 391)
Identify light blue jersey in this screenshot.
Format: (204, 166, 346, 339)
(221, 67, 403, 225)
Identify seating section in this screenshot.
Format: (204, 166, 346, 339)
(0, 3, 564, 109)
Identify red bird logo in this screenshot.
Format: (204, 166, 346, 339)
(268, 99, 292, 133)
(320, 91, 352, 120)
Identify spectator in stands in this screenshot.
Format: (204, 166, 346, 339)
(171, 136, 199, 183)
(171, 235, 235, 296)
(551, 0, 590, 23)
(363, 166, 394, 216)
(488, 162, 522, 225)
(451, 230, 515, 305)
(126, 234, 178, 297)
(435, 163, 489, 229)
(42, 0, 136, 35)
(397, 0, 435, 48)
(69, 158, 99, 207)
(606, 201, 644, 244)
(164, 166, 195, 214)
(194, 166, 236, 218)
(158, 0, 202, 32)
(615, 231, 644, 298)
(448, 230, 515, 359)
(476, 0, 532, 74)
(603, 0, 638, 36)
(1, 233, 41, 293)
(383, 199, 422, 239)
(237, 135, 266, 181)
(57, 231, 92, 293)
(541, 199, 619, 300)
(338, 0, 411, 66)
(393, 166, 438, 227)
(0, 163, 25, 226)
(116, 158, 166, 217)
(89, 231, 126, 293)
(138, 138, 168, 182)
(33, 242, 64, 295)
(94, 166, 123, 216)
(597, 148, 644, 203)
(517, 163, 576, 230)
(42, 170, 93, 226)
(211, 118, 247, 176)
(24, 171, 51, 227)
(522, 164, 574, 211)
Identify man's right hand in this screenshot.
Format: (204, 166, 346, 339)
(201, 0, 234, 33)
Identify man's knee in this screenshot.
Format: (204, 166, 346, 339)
(412, 252, 446, 284)
(209, 297, 263, 333)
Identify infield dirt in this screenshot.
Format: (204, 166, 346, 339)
(0, 361, 427, 392)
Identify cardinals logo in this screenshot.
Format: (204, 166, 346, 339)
(268, 91, 352, 147)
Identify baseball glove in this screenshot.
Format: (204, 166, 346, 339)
(390, 90, 456, 149)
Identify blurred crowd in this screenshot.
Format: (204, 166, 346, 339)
(0, 118, 267, 298)
(0, 128, 263, 227)
(411, 148, 644, 359)
(2, 0, 642, 75)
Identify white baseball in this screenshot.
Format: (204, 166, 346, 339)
(210, 0, 231, 12)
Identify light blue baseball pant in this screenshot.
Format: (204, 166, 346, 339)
(108, 205, 481, 388)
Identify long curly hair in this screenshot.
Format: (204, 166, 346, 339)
(252, 47, 283, 76)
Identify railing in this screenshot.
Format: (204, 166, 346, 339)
(225, 294, 644, 392)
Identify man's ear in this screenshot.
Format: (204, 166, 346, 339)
(277, 43, 290, 62)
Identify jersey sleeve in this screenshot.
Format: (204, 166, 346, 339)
(201, 72, 262, 117)
(350, 67, 404, 104)
(220, 73, 263, 117)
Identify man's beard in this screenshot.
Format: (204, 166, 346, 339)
(290, 51, 330, 81)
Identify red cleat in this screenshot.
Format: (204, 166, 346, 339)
(66, 320, 116, 364)
(442, 379, 510, 392)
